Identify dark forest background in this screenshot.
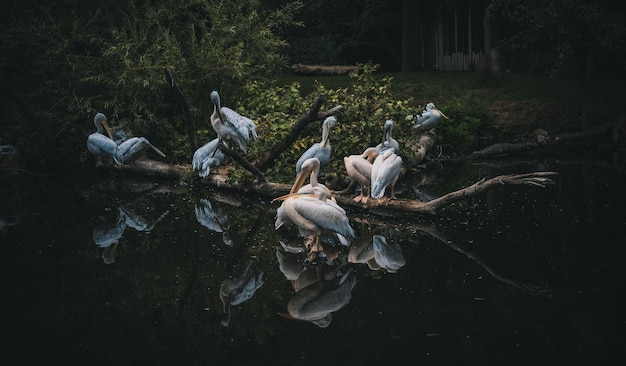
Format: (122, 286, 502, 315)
(1, 0, 625, 174)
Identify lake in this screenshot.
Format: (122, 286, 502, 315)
(1, 155, 625, 365)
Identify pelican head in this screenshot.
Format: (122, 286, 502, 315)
(324, 116, 337, 129)
(94, 113, 114, 140)
(210, 90, 225, 123)
(427, 102, 448, 119)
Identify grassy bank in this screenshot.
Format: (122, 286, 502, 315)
(276, 71, 626, 143)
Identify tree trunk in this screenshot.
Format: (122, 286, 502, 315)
(401, 0, 422, 72)
(164, 68, 197, 156)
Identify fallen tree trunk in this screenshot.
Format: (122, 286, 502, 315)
(403, 130, 438, 169)
(463, 114, 625, 160)
(291, 64, 360, 75)
(118, 159, 557, 215)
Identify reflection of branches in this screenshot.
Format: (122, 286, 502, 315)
(353, 216, 550, 295)
(414, 223, 551, 296)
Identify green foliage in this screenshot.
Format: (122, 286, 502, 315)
(0, 0, 303, 167)
(434, 92, 491, 155)
(234, 63, 416, 184)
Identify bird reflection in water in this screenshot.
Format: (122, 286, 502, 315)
(219, 260, 264, 327)
(0, 144, 17, 156)
(0, 211, 20, 233)
(276, 244, 357, 328)
(348, 225, 406, 273)
(93, 205, 168, 264)
(194, 198, 233, 246)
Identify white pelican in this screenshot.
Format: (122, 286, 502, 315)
(88, 113, 122, 165)
(273, 185, 355, 261)
(370, 143, 403, 199)
(87, 113, 166, 165)
(412, 102, 449, 132)
(192, 138, 225, 177)
(343, 147, 379, 203)
(376, 119, 400, 154)
(295, 116, 337, 177)
(210, 90, 257, 154)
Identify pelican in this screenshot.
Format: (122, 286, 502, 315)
(210, 90, 257, 154)
(295, 116, 337, 177)
(0, 145, 17, 155)
(343, 147, 379, 203)
(88, 113, 122, 165)
(273, 186, 355, 261)
(412, 102, 449, 132)
(87, 113, 166, 165)
(192, 138, 225, 177)
(376, 119, 400, 154)
(370, 144, 403, 199)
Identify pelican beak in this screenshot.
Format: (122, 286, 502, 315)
(100, 120, 114, 140)
(271, 191, 314, 203)
(438, 109, 449, 119)
(290, 169, 308, 194)
(150, 145, 167, 158)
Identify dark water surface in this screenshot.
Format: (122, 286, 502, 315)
(1, 158, 625, 365)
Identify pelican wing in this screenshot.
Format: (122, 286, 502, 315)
(220, 107, 258, 141)
(289, 196, 354, 238)
(193, 138, 224, 177)
(371, 151, 403, 199)
(88, 133, 122, 165)
(118, 137, 166, 162)
(344, 155, 373, 185)
(296, 143, 331, 176)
